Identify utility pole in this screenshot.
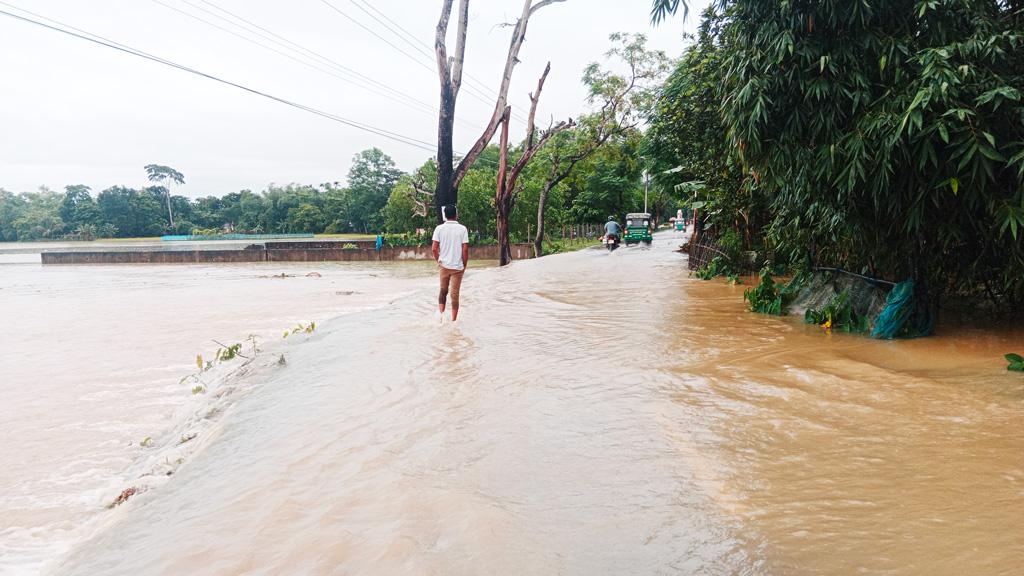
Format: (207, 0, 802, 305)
(643, 171, 650, 214)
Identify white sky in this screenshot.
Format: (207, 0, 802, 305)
(0, 0, 708, 197)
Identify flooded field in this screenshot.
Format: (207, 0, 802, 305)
(2, 232, 1022, 575)
(0, 259, 437, 574)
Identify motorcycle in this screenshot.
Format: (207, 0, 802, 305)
(603, 233, 620, 252)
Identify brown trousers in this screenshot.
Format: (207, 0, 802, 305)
(438, 266, 465, 309)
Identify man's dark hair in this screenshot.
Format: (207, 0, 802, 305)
(443, 204, 458, 220)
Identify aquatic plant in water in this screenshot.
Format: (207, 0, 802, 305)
(694, 256, 734, 280)
(283, 322, 316, 338)
(804, 291, 869, 333)
(744, 270, 785, 315)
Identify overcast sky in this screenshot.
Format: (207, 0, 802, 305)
(0, 0, 709, 197)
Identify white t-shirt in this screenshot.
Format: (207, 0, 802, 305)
(432, 221, 469, 270)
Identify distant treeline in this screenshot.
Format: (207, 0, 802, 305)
(1, 141, 659, 243)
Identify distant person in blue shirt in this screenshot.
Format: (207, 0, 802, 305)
(375, 233, 383, 251)
(604, 216, 621, 238)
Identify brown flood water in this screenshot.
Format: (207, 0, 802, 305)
(43, 232, 1024, 575)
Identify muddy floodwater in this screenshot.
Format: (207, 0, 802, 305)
(2, 233, 1023, 575)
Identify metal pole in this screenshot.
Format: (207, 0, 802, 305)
(643, 172, 649, 214)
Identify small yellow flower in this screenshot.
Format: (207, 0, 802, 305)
(822, 319, 833, 331)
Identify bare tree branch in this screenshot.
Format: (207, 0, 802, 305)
(450, 0, 470, 95)
(530, 0, 568, 16)
(435, 0, 454, 86)
(451, 0, 564, 192)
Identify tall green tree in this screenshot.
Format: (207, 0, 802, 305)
(0, 189, 25, 241)
(7, 188, 66, 241)
(345, 148, 403, 233)
(718, 0, 1024, 311)
(97, 186, 165, 238)
(650, 0, 688, 23)
(532, 32, 670, 255)
(144, 164, 185, 230)
(643, 6, 756, 249)
(59, 185, 102, 239)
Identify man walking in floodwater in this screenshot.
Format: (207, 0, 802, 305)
(431, 204, 470, 322)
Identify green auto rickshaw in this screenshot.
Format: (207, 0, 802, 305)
(623, 212, 653, 246)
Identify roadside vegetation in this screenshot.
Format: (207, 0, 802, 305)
(648, 0, 1024, 319)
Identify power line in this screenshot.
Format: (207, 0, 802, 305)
(348, 0, 514, 112)
(151, 0, 484, 132)
(186, 0, 489, 134)
(0, 3, 503, 170)
(186, 0, 429, 107)
(319, 0, 434, 75)
(319, 0, 527, 125)
(346, 0, 434, 61)
(0, 5, 438, 153)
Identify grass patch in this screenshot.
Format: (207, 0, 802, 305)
(544, 237, 599, 254)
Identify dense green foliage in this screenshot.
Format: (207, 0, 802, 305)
(646, 0, 1024, 314)
(0, 148, 404, 240)
(645, 8, 755, 243)
(719, 0, 1024, 311)
(743, 270, 784, 314)
(804, 291, 870, 333)
(693, 255, 738, 281)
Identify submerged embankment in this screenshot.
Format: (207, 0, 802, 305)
(7, 231, 1023, 575)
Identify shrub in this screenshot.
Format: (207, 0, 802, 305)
(805, 291, 869, 333)
(744, 269, 784, 315)
(694, 256, 733, 280)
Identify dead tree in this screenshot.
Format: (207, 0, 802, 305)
(434, 0, 566, 223)
(494, 63, 572, 265)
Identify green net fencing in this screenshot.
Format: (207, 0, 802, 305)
(787, 269, 933, 339)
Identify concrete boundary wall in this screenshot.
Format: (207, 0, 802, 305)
(41, 244, 536, 264)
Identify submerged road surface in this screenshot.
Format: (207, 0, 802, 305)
(51, 232, 1024, 575)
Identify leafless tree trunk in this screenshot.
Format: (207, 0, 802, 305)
(495, 63, 572, 265)
(533, 176, 553, 257)
(434, 0, 566, 223)
(165, 190, 175, 231)
(495, 107, 513, 264)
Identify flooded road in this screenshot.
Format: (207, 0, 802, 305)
(8, 232, 1024, 574)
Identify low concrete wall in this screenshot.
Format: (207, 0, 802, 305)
(41, 249, 266, 264)
(41, 243, 536, 264)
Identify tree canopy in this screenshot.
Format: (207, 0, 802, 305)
(644, 0, 1024, 312)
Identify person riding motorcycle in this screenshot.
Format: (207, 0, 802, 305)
(604, 216, 621, 240)
(603, 216, 622, 251)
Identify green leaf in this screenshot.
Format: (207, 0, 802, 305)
(1006, 353, 1024, 363)
(949, 177, 959, 195)
(879, 55, 887, 72)
(979, 145, 1006, 162)
(907, 89, 927, 112)
(938, 123, 949, 143)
